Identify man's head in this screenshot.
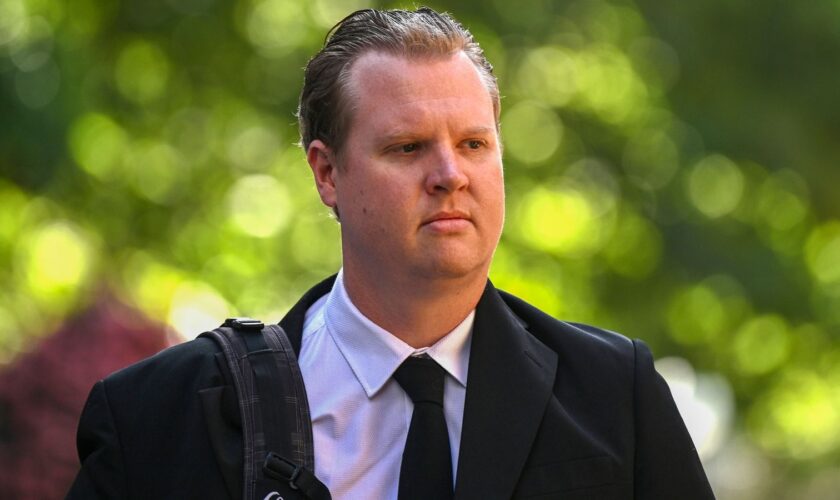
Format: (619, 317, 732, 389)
(302, 7, 505, 290)
(297, 7, 500, 157)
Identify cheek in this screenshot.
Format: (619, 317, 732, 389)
(355, 186, 409, 231)
(338, 164, 421, 229)
(476, 166, 505, 201)
(478, 169, 506, 231)
(357, 188, 368, 214)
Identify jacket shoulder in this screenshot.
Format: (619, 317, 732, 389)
(75, 337, 235, 498)
(498, 289, 635, 360)
(102, 336, 225, 400)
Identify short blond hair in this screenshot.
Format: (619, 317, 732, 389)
(297, 7, 500, 155)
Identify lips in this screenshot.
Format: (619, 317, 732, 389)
(421, 211, 472, 232)
(422, 210, 470, 225)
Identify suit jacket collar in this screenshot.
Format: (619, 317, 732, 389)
(280, 275, 337, 356)
(454, 280, 558, 499)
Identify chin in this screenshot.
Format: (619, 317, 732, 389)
(420, 254, 490, 281)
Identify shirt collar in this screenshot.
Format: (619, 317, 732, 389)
(324, 269, 473, 398)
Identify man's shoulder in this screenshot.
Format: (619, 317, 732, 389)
(496, 288, 637, 370)
(101, 335, 224, 397)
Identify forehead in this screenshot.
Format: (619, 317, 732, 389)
(343, 51, 495, 128)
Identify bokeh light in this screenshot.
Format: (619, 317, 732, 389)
(311, 0, 370, 28)
(668, 283, 727, 345)
(805, 221, 840, 286)
(687, 154, 745, 219)
(9, 16, 53, 71)
(749, 369, 840, 460)
(121, 251, 186, 319)
(732, 314, 791, 376)
(602, 207, 662, 279)
(243, 0, 309, 58)
(68, 113, 129, 181)
(571, 44, 648, 124)
(517, 185, 599, 256)
(502, 100, 563, 165)
(226, 124, 282, 172)
(754, 169, 810, 233)
(226, 174, 292, 238)
(125, 139, 186, 204)
(18, 221, 94, 293)
(0, 0, 28, 47)
(656, 356, 734, 460)
(515, 46, 577, 108)
(114, 39, 171, 104)
(667, 275, 749, 346)
(168, 280, 234, 339)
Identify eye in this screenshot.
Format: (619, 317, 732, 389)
(466, 139, 484, 150)
(400, 143, 419, 153)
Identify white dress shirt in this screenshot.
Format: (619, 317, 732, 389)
(297, 269, 474, 499)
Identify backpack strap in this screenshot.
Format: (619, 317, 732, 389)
(200, 317, 330, 500)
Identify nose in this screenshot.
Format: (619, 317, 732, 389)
(425, 146, 469, 194)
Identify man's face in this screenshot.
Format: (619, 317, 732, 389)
(311, 51, 505, 284)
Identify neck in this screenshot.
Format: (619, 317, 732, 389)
(342, 266, 487, 349)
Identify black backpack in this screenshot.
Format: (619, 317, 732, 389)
(200, 318, 331, 500)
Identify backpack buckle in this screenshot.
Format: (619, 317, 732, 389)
(263, 451, 302, 490)
(222, 317, 264, 330)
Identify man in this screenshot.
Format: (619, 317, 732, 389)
(68, 7, 715, 499)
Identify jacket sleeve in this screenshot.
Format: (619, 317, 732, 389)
(632, 339, 716, 499)
(65, 380, 128, 499)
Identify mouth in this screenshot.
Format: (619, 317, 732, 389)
(421, 211, 472, 231)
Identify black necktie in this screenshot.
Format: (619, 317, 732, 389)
(393, 355, 454, 500)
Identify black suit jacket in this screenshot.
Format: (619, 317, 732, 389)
(68, 277, 715, 499)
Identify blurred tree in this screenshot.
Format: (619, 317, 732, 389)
(0, 293, 168, 499)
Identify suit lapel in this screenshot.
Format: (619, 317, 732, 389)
(455, 281, 558, 500)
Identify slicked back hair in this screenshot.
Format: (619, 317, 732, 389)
(297, 7, 500, 158)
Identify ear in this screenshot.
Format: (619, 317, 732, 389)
(306, 139, 338, 209)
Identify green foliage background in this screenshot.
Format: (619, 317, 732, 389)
(2, 0, 839, 497)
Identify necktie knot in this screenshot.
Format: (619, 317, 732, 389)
(393, 355, 446, 406)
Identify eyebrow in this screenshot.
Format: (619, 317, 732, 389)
(378, 131, 416, 144)
(379, 125, 496, 144)
(461, 126, 496, 136)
